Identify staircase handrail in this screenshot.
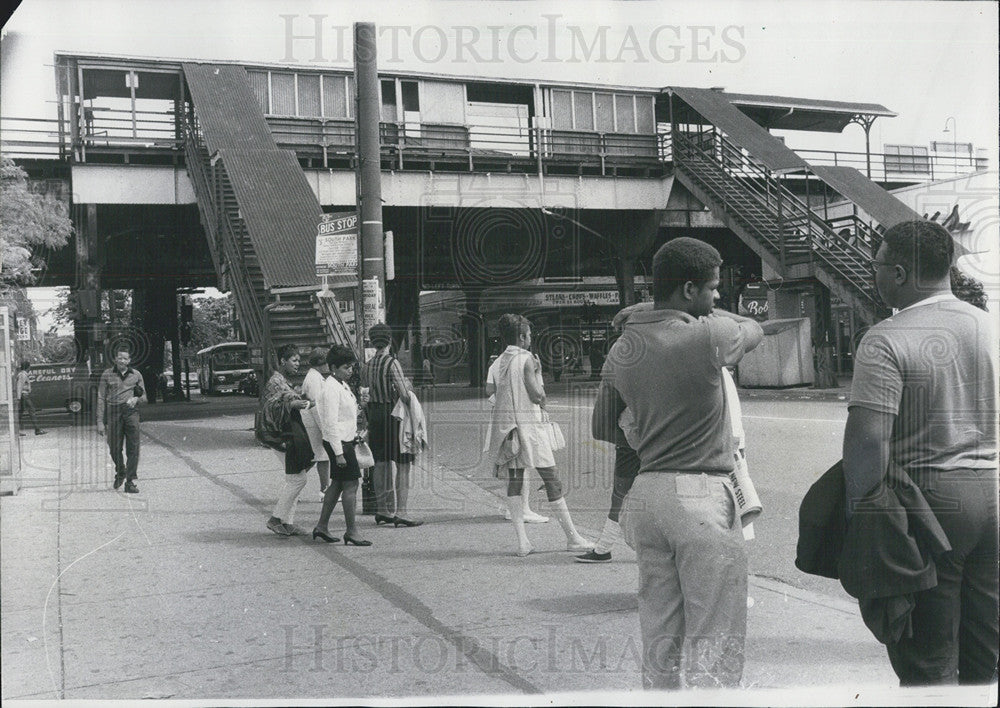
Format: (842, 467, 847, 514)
(213, 161, 266, 348)
(673, 128, 881, 310)
(314, 290, 360, 359)
(182, 119, 266, 348)
(710, 130, 879, 265)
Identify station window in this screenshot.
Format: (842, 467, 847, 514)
(247, 69, 353, 119)
(549, 88, 655, 134)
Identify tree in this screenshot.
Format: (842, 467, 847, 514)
(187, 294, 235, 351)
(1, 158, 73, 291)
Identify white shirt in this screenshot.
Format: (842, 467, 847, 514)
(320, 376, 358, 455)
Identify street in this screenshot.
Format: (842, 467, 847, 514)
(419, 384, 850, 597)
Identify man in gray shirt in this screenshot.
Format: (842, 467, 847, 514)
(593, 237, 763, 689)
(844, 220, 998, 685)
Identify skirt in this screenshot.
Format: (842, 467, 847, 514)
(367, 402, 415, 464)
(322, 439, 362, 481)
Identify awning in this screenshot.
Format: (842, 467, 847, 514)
(725, 93, 895, 133)
(810, 165, 922, 228)
(669, 87, 809, 173)
(183, 62, 322, 289)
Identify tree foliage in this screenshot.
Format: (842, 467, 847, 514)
(951, 266, 988, 311)
(188, 295, 235, 351)
(1, 158, 73, 289)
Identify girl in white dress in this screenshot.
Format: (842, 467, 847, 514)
(485, 314, 593, 557)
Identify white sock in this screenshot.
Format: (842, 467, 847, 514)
(593, 518, 622, 554)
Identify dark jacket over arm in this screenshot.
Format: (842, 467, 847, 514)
(796, 460, 951, 644)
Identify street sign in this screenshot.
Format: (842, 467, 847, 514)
(361, 277, 385, 334)
(316, 212, 359, 277)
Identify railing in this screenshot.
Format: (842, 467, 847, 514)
(315, 290, 359, 358)
(0, 117, 68, 159)
(182, 119, 265, 349)
(6, 107, 986, 188)
(674, 127, 880, 311)
(267, 116, 665, 175)
(78, 107, 182, 150)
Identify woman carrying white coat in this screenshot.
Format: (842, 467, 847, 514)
(485, 314, 593, 557)
(312, 345, 371, 546)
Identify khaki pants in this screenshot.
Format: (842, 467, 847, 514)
(623, 473, 747, 690)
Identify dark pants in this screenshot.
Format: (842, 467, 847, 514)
(609, 444, 641, 522)
(886, 469, 999, 685)
(106, 406, 141, 480)
(18, 395, 41, 433)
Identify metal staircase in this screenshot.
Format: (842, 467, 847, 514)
(180, 64, 357, 365)
(671, 128, 890, 323)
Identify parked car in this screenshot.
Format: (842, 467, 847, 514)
(161, 369, 200, 392)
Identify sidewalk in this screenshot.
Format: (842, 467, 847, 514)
(1, 423, 994, 706)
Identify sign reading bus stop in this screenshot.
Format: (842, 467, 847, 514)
(315, 212, 358, 277)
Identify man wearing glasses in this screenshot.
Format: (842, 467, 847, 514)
(844, 220, 998, 685)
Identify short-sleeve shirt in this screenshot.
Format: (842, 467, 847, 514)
(850, 295, 998, 473)
(600, 309, 749, 473)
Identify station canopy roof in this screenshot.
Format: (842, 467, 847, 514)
(663, 88, 896, 133)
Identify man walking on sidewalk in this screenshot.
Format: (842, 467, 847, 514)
(843, 220, 998, 685)
(593, 237, 763, 689)
(14, 360, 46, 436)
(97, 348, 146, 494)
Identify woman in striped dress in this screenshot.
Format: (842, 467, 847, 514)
(361, 323, 423, 528)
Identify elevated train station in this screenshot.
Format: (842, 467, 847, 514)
(3, 51, 986, 386)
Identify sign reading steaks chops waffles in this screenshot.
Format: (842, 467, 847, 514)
(315, 212, 359, 277)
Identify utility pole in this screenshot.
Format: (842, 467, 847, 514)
(354, 21, 385, 355)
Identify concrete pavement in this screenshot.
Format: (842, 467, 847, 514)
(1, 411, 995, 706)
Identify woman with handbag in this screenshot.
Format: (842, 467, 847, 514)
(361, 323, 422, 528)
(485, 314, 593, 557)
(312, 345, 371, 546)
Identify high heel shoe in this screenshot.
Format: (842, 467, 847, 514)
(312, 528, 340, 543)
(393, 516, 424, 528)
(343, 534, 372, 546)
(374, 513, 395, 526)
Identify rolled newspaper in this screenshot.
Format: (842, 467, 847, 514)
(729, 448, 762, 526)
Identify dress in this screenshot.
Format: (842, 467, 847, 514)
(486, 345, 555, 474)
(300, 367, 329, 462)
